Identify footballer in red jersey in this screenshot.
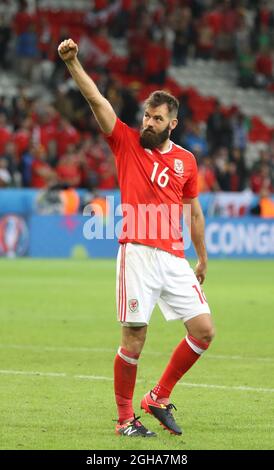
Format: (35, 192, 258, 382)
(106, 116, 198, 256)
(59, 39, 215, 438)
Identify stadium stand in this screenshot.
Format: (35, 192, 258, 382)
(0, 0, 273, 195)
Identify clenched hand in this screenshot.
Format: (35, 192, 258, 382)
(58, 39, 78, 62)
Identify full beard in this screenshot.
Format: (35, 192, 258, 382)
(140, 125, 170, 150)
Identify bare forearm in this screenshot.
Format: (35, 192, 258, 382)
(191, 213, 208, 263)
(183, 197, 208, 283)
(65, 57, 103, 106)
(64, 57, 116, 133)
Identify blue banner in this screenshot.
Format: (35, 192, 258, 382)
(1, 189, 273, 258)
(29, 215, 119, 258)
(204, 217, 274, 258)
(26, 215, 274, 259)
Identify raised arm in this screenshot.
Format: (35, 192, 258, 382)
(183, 196, 208, 284)
(58, 38, 116, 134)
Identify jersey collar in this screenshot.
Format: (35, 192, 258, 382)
(157, 140, 173, 155)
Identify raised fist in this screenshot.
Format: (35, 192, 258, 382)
(58, 39, 78, 62)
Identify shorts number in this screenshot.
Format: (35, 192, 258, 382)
(192, 284, 207, 304)
(151, 162, 169, 188)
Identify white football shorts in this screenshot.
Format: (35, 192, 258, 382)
(116, 243, 211, 326)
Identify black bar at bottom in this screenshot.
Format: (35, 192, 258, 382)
(0, 450, 273, 466)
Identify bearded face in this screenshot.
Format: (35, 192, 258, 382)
(140, 124, 170, 150)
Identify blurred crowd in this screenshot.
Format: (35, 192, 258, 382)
(0, 0, 274, 195)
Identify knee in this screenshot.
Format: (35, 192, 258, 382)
(122, 326, 147, 355)
(191, 326, 215, 344)
(132, 329, 147, 350)
(186, 315, 215, 345)
(201, 327, 215, 344)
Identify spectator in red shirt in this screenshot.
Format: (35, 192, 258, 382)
(31, 144, 56, 189)
(56, 118, 80, 157)
(206, 6, 223, 37)
(0, 113, 11, 156)
(56, 145, 82, 187)
(13, 116, 32, 157)
(97, 154, 118, 190)
(13, 0, 36, 35)
(144, 35, 171, 85)
(80, 135, 106, 187)
(127, 24, 148, 75)
(250, 164, 273, 194)
(255, 46, 273, 87)
(198, 156, 219, 192)
(196, 16, 215, 60)
(32, 104, 59, 151)
(92, 27, 112, 57)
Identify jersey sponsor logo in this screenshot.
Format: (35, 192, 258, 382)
(128, 298, 139, 313)
(174, 159, 184, 177)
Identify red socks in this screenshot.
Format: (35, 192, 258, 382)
(114, 336, 209, 422)
(152, 335, 209, 401)
(114, 347, 139, 424)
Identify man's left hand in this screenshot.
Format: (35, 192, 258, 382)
(195, 260, 207, 285)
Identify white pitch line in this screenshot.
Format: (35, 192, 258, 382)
(207, 354, 274, 362)
(75, 374, 113, 381)
(0, 369, 67, 378)
(0, 344, 115, 354)
(177, 382, 274, 393)
(0, 343, 273, 363)
(0, 369, 274, 394)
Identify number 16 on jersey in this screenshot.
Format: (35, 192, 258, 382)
(150, 162, 169, 188)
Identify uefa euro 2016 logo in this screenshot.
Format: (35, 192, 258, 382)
(0, 215, 29, 258)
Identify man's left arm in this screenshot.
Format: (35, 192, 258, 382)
(183, 197, 207, 284)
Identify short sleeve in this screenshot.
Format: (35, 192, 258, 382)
(104, 118, 129, 158)
(183, 154, 198, 198)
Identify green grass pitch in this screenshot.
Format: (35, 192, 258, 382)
(0, 258, 273, 450)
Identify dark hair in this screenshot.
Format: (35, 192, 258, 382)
(144, 90, 179, 118)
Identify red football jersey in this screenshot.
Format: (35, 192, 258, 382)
(105, 118, 198, 257)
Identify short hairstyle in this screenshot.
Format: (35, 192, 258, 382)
(144, 90, 179, 118)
